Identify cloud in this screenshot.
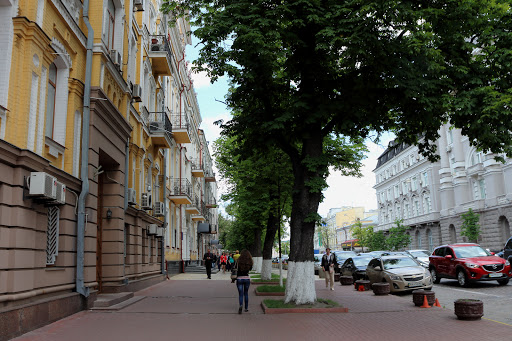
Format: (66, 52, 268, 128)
(201, 112, 231, 146)
(190, 69, 213, 89)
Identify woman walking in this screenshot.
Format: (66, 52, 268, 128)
(220, 252, 227, 273)
(236, 250, 253, 314)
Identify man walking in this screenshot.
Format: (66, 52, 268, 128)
(204, 249, 214, 279)
(321, 248, 337, 291)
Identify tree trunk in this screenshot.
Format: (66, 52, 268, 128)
(261, 208, 279, 280)
(249, 227, 263, 272)
(284, 136, 323, 304)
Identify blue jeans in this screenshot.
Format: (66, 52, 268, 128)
(236, 279, 250, 309)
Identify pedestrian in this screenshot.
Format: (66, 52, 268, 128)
(233, 250, 240, 263)
(220, 252, 227, 273)
(236, 249, 253, 314)
(203, 249, 214, 279)
(228, 253, 235, 271)
(321, 247, 337, 291)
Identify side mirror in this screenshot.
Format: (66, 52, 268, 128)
(374, 266, 382, 271)
(445, 255, 452, 259)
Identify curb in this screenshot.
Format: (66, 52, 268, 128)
(261, 301, 349, 314)
(254, 288, 285, 296)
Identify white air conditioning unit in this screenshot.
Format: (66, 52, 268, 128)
(156, 227, 164, 238)
(54, 181, 66, 205)
(148, 224, 158, 235)
(154, 201, 165, 216)
(134, 0, 144, 11)
(110, 50, 122, 70)
(127, 188, 137, 205)
(141, 193, 152, 209)
(132, 84, 142, 102)
(28, 172, 57, 200)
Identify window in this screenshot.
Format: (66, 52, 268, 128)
(423, 196, 431, 214)
(414, 200, 420, 216)
(404, 203, 409, 219)
(387, 188, 392, 200)
(46, 207, 60, 265)
(410, 154, 415, 165)
(394, 185, 399, 198)
(427, 229, 433, 252)
(473, 180, 486, 200)
(471, 150, 484, 166)
(105, 0, 116, 51)
(45, 63, 57, 138)
(396, 207, 401, 219)
(447, 128, 453, 144)
(422, 172, 429, 186)
(411, 176, 418, 191)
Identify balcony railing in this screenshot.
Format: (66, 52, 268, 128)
(141, 105, 149, 127)
(170, 114, 190, 131)
(149, 111, 172, 146)
(149, 35, 172, 75)
(170, 178, 192, 198)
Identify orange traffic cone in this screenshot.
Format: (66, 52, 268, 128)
(434, 298, 441, 307)
(420, 295, 431, 308)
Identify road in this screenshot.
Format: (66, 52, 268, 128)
(394, 278, 512, 325)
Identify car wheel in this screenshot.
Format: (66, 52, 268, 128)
(430, 267, 440, 284)
(498, 278, 510, 286)
(457, 269, 469, 287)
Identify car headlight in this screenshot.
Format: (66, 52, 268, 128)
(465, 263, 480, 269)
(506, 260, 510, 266)
(389, 275, 401, 280)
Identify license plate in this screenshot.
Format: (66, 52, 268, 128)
(408, 281, 423, 287)
(488, 273, 502, 278)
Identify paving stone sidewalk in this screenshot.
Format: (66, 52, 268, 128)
(13, 270, 512, 341)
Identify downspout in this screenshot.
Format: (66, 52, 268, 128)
(162, 148, 167, 274)
(125, 138, 129, 211)
(76, 0, 94, 297)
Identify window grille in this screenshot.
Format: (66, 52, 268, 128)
(46, 206, 60, 265)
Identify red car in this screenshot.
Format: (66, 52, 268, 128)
(429, 243, 511, 287)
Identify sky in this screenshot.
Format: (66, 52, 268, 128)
(185, 39, 395, 219)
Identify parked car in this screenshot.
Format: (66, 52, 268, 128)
(429, 243, 511, 287)
(405, 249, 431, 268)
(367, 251, 389, 258)
(314, 255, 322, 275)
(366, 255, 433, 293)
(333, 250, 358, 273)
(503, 237, 512, 262)
(339, 256, 373, 281)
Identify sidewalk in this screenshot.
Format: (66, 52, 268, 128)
(13, 270, 512, 341)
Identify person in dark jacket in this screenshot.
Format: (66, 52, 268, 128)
(236, 250, 253, 314)
(203, 249, 214, 279)
(321, 248, 337, 291)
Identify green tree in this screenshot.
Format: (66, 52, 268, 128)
(350, 221, 373, 252)
(385, 220, 412, 251)
(317, 221, 336, 250)
(368, 231, 387, 252)
(460, 209, 481, 243)
(163, 0, 512, 304)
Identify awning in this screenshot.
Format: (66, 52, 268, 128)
(341, 239, 360, 247)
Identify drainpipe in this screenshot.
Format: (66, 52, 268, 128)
(124, 138, 129, 211)
(76, 0, 94, 298)
(162, 148, 167, 275)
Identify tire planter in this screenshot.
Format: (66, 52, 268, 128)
(354, 280, 371, 291)
(334, 273, 340, 282)
(340, 276, 354, 286)
(454, 299, 484, 320)
(412, 290, 436, 307)
(372, 282, 390, 295)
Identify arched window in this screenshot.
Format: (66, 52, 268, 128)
(499, 216, 510, 243)
(449, 224, 456, 244)
(427, 229, 433, 252)
(416, 230, 422, 249)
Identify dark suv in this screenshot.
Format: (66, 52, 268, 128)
(429, 243, 511, 287)
(503, 237, 512, 262)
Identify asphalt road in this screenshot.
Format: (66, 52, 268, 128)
(394, 278, 512, 325)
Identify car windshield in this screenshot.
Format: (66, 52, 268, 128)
(334, 251, 357, 257)
(454, 246, 491, 258)
(353, 258, 372, 267)
(410, 251, 430, 257)
(383, 257, 419, 270)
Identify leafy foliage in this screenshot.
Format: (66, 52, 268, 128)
(385, 220, 412, 251)
(460, 209, 481, 243)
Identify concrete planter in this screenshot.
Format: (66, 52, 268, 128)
(372, 282, 390, 295)
(340, 276, 354, 285)
(454, 299, 484, 320)
(354, 280, 371, 291)
(412, 290, 436, 307)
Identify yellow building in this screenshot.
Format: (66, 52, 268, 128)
(0, 1, 217, 339)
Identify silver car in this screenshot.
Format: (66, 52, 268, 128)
(366, 256, 433, 293)
(405, 249, 431, 268)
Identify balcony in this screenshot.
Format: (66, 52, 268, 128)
(148, 35, 172, 76)
(191, 200, 206, 221)
(168, 178, 192, 205)
(149, 111, 172, 148)
(191, 158, 204, 177)
(170, 114, 191, 144)
(185, 194, 201, 215)
(140, 105, 149, 127)
(205, 196, 217, 209)
(204, 166, 216, 182)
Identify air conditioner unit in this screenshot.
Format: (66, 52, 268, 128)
(28, 172, 57, 200)
(156, 227, 164, 238)
(134, 0, 144, 11)
(149, 121, 165, 134)
(132, 84, 142, 102)
(154, 201, 165, 216)
(141, 193, 152, 209)
(148, 224, 158, 235)
(110, 50, 122, 70)
(127, 188, 137, 205)
(54, 181, 66, 205)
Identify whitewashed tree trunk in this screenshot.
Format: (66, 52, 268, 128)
(261, 259, 272, 280)
(284, 261, 316, 304)
(253, 256, 263, 273)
